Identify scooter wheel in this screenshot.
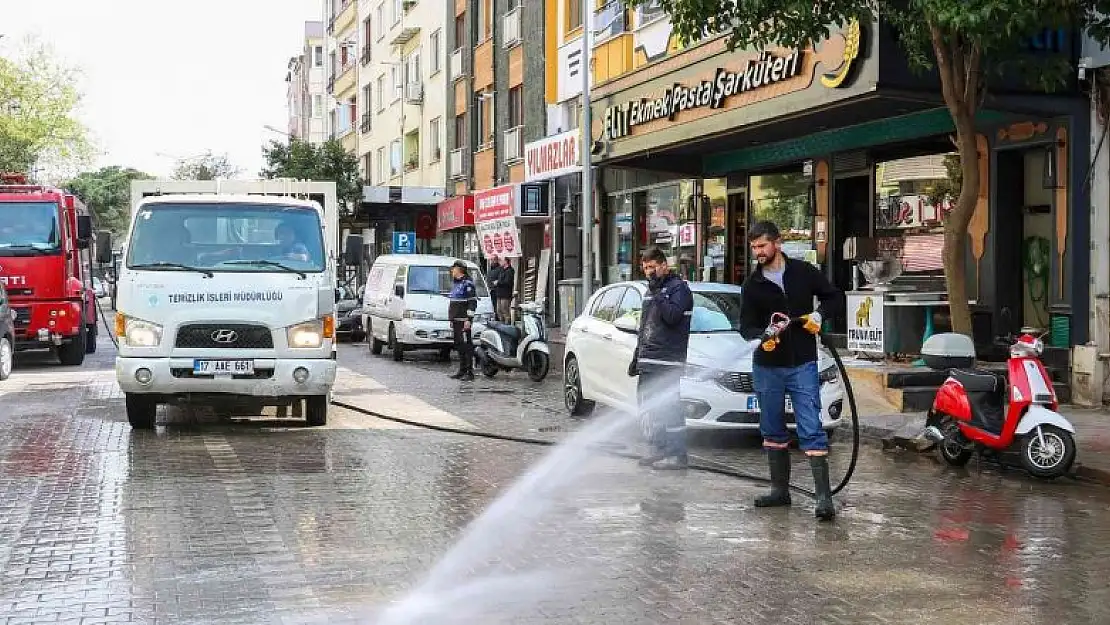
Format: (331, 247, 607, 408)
(482, 360, 499, 378)
(937, 418, 973, 467)
(1020, 425, 1076, 479)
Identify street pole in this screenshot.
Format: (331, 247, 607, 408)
(579, 0, 594, 306)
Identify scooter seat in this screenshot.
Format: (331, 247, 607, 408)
(488, 321, 521, 339)
(951, 368, 1004, 394)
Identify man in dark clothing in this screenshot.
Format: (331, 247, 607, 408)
(486, 256, 503, 319)
(629, 247, 695, 470)
(740, 221, 844, 521)
(493, 259, 515, 322)
(447, 260, 478, 381)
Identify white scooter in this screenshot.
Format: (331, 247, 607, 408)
(473, 300, 551, 382)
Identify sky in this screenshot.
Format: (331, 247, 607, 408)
(0, 0, 320, 179)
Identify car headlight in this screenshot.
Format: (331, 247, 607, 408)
(119, 315, 163, 347)
(287, 316, 333, 348)
(403, 309, 433, 320)
(682, 364, 719, 382)
(819, 365, 839, 383)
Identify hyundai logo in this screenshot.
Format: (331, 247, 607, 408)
(210, 329, 239, 344)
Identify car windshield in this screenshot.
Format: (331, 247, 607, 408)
(0, 202, 61, 256)
(407, 265, 490, 297)
(690, 290, 744, 333)
(125, 202, 325, 273)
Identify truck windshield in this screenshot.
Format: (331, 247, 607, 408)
(407, 266, 490, 297)
(126, 202, 326, 273)
(0, 202, 61, 256)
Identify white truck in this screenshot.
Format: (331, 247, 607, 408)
(110, 179, 340, 428)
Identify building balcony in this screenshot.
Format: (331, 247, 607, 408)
(331, 0, 358, 39)
(502, 8, 522, 49)
(593, 1, 629, 44)
(341, 130, 359, 153)
(449, 147, 465, 180)
(334, 64, 357, 97)
(391, 25, 421, 46)
(503, 125, 523, 163)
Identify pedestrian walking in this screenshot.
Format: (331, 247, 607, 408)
(487, 255, 503, 319)
(493, 258, 515, 322)
(739, 221, 844, 521)
(629, 247, 694, 470)
(448, 260, 478, 381)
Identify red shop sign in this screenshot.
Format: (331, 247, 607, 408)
(437, 195, 475, 232)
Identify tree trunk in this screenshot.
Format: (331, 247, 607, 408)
(943, 117, 979, 337)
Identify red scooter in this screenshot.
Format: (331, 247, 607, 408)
(921, 332, 1077, 479)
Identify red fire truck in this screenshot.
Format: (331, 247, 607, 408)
(0, 173, 98, 366)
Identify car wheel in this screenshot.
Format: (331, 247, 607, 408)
(389, 324, 404, 362)
(0, 335, 13, 381)
(564, 356, 595, 416)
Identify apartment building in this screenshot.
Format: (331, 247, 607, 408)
(443, 0, 550, 297)
(284, 21, 328, 144)
(326, 0, 360, 158)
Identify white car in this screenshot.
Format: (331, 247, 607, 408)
(562, 281, 845, 433)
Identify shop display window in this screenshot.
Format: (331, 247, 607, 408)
(873, 152, 956, 274)
(750, 171, 814, 262)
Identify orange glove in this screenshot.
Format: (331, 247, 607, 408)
(801, 312, 822, 335)
(761, 338, 779, 352)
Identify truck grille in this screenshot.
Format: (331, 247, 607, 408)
(716, 372, 755, 393)
(174, 323, 273, 349)
(11, 307, 30, 328)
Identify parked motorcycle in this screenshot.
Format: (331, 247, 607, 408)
(473, 300, 550, 382)
(921, 331, 1077, 479)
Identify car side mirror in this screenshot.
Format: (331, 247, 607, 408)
(394, 284, 404, 298)
(95, 232, 113, 265)
(613, 315, 639, 333)
(344, 234, 364, 267)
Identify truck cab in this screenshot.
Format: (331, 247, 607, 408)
(0, 173, 98, 366)
(114, 183, 339, 428)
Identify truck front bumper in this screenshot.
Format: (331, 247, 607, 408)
(116, 357, 337, 397)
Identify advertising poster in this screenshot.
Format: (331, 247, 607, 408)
(474, 185, 522, 259)
(846, 291, 886, 353)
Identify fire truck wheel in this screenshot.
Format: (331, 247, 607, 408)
(57, 327, 87, 366)
(85, 323, 97, 354)
(125, 394, 157, 429)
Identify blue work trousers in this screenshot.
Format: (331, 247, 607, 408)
(753, 361, 827, 452)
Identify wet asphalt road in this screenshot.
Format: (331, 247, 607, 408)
(3, 339, 1110, 624)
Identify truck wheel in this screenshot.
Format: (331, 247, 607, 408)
(0, 336, 13, 381)
(57, 328, 87, 366)
(305, 396, 328, 426)
(125, 394, 157, 429)
(85, 322, 97, 354)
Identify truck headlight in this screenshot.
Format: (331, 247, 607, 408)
(287, 317, 333, 348)
(121, 316, 163, 347)
(403, 309, 433, 320)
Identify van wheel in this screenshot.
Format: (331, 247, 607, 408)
(389, 325, 404, 361)
(368, 320, 384, 354)
(305, 396, 328, 426)
(85, 323, 97, 354)
(57, 328, 86, 366)
(125, 394, 157, 429)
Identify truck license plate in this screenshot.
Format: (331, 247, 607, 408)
(193, 360, 254, 376)
(746, 396, 794, 412)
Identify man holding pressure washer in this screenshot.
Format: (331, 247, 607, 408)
(740, 221, 844, 521)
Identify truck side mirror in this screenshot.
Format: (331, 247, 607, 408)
(77, 215, 93, 243)
(344, 234, 365, 267)
(95, 232, 113, 265)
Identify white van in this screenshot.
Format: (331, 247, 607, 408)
(361, 254, 493, 361)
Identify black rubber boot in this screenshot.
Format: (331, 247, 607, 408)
(754, 449, 792, 507)
(651, 454, 688, 470)
(638, 449, 666, 467)
(809, 455, 835, 522)
(448, 370, 464, 380)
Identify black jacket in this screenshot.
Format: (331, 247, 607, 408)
(486, 265, 502, 297)
(447, 275, 478, 322)
(494, 264, 514, 299)
(635, 273, 694, 365)
(739, 255, 844, 368)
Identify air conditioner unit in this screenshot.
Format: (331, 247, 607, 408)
(405, 82, 424, 104)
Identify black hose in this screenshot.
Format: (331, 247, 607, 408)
(330, 334, 861, 499)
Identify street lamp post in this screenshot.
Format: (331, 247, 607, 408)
(580, 0, 594, 305)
